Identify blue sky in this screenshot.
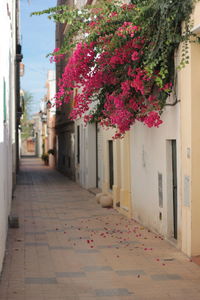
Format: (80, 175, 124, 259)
(20, 0, 56, 115)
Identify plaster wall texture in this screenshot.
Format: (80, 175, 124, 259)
(75, 120, 97, 189)
(130, 103, 180, 240)
(193, 1, 200, 28)
(179, 3, 200, 257)
(129, 3, 200, 257)
(0, 0, 16, 273)
(178, 47, 192, 257)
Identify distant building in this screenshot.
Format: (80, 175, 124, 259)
(32, 70, 56, 167)
(33, 112, 43, 158)
(33, 98, 48, 161)
(21, 119, 35, 156)
(46, 70, 56, 168)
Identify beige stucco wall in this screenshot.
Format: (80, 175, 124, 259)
(130, 102, 180, 241)
(178, 48, 192, 256)
(179, 3, 200, 257)
(193, 2, 200, 28)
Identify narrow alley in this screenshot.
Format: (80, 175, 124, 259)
(0, 158, 200, 300)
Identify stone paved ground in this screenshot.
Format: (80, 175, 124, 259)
(1, 158, 200, 300)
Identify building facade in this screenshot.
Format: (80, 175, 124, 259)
(33, 112, 43, 159)
(128, 2, 200, 259)
(55, 0, 75, 179)
(69, 0, 132, 213)
(179, 2, 200, 257)
(0, 0, 22, 272)
(130, 99, 180, 242)
(54, 0, 200, 259)
(46, 70, 56, 168)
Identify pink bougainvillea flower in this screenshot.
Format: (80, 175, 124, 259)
(131, 51, 139, 61)
(51, 6, 171, 138)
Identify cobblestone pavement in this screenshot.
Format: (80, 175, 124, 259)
(1, 158, 200, 300)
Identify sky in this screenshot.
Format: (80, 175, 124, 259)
(20, 0, 56, 115)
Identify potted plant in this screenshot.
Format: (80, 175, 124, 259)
(41, 153, 49, 165)
(48, 148, 55, 155)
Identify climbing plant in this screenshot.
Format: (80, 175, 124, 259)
(33, 0, 199, 138)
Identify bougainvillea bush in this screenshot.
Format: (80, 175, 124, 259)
(33, 0, 198, 138)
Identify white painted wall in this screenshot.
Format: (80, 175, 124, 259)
(33, 114, 43, 158)
(75, 120, 96, 189)
(46, 70, 56, 167)
(0, 0, 16, 273)
(47, 70, 56, 117)
(130, 103, 180, 242)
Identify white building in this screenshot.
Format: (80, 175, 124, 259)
(0, 0, 20, 272)
(130, 101, 180, 244)
(33, 111, 45, 159)
(46, 70, 56, 168)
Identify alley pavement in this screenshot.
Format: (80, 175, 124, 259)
(1, 158, 200, 300)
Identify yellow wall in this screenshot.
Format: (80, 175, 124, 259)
(180, 3, 200, 256)
(102, 129, 132, 218)
(193, 2, 200, 28)
(190, 41, 200, 256)
(179, 42, 192, 256)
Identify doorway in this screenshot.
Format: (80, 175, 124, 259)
(108, 140, 114, 190)
(167, 139, 178, 240)
(96, 123, 103, 189)
(171, 140, 178, 239)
